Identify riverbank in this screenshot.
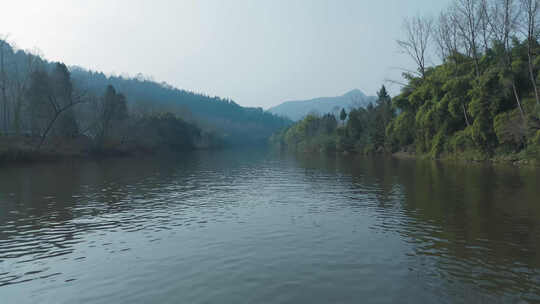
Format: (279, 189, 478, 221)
(274, 144, 539, 168)
(0, 140, 138, 165)
(0, 135, 205, 165)
(391, 150, 539, 167)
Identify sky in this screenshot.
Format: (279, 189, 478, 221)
(0, 0, 451, 109)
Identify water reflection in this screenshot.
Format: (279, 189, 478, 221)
(295, 153, 540, 301)
(0, 149, 539, 303)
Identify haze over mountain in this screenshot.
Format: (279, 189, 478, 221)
(268, 89, 376, 121)
(68, 66, 290, 144)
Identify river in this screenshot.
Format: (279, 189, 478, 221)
(0, 149, 539, 303)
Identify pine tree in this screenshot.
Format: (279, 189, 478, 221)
(340, 108, 347, 124)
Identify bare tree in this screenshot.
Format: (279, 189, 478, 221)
(487, 0, 521, 51)
(487, 0, 525, 117)
(435, 10, 472, 127)
(435, 11, 463, 61)
(479, 0, 495, 53)
(450, 0, 483, 77)
(397, 15, 434, 79)
(36, 89, 86, 150)
(520, 0, 540, 107)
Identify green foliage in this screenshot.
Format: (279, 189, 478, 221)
(448, 128, 474, 153)
(533, 130, 540, 146)
(280, 114, 338, 152)
(386, 39, 540, 160)
(273, 85, 395, 154)
(430, 129, 447, 158)
(493, 109, 526, 151)
(523, 130, 540, 160)
(272, 40, 540, 162)
(386, 112, 415, 149)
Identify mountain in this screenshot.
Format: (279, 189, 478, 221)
(69, 67, 291, 144)
(268, 89, 376, 121)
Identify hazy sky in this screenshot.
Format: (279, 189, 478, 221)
(0, 0, 450, 108)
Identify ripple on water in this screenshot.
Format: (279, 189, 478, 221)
(0, 152, 539, 303)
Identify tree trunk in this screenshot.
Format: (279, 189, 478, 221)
(37, 112, 60, 150)
(512, 82, 526, 120)
(527, 39, 540, 107)
(462, 103, 470, 127)
(474, 59, 480, 78)
(36, 101, 82, 150)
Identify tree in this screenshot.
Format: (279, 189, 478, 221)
(276, 0, 540, 158)
(435, 12, 473, 127)
(50, 62, 79, 138)
(376, 85, 393, 125)
(450, 0, 483, 76)
(397, 15, 434, 79)
(27, 63, 86, 149)
(0, 37, 9, 134)
(479, 0, 490, 53)
(486, 0, 521, 52)
(435, 11, 463, 61)
(10, 48, 40, 134)
(487, 0, 525, 118)
(374, 86, 394, 148)
(520, 0, 540, 107)
(96, 85, 128, 147)
(340, 108, 347, 124)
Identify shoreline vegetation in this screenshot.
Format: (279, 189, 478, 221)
(0, 125, 219, 164)
(0, 77, 224, 164)
(271, 0, 540, 167)
(0, 38, 289, 165)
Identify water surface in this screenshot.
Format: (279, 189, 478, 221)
(1, 149, 539, 303)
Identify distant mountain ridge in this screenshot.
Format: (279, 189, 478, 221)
(268, 89, 376, 121)
(69, 67, 290, 144)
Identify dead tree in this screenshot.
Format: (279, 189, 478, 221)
(487, 0, 525, 118)
(479, 0, 495, 53)
(435, 10, 472, 126)
(397, 15, 434, 79)
(27, 63, 86, 150)
(450, 0, 483, 77)
(435, 11, 463, 61)
(36, 90, 86, 150)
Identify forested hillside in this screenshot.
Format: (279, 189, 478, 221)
(0, 39, 290, 161)
(69, 67, 290, 144)
(272, 0, 540, 164)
